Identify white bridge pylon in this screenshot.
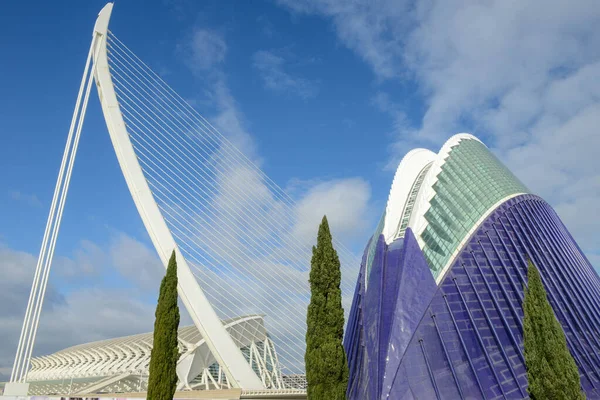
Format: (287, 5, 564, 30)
(91, 3, 264, 389)
(7, 2, 360, 395)
(8, 2, 261, 392)
(7, 7, 103, 395)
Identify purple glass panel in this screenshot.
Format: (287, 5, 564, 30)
(345, 195, 600, 399)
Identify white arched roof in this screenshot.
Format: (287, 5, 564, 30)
(383, 134, 482, 245)
(408, 133, 482, 241)
(383, 148, 436, 243)
(27, 315, 267, 384)
(379, 133, 529, 284)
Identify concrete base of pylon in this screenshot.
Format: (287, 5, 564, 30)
(2, 382, 29, 396)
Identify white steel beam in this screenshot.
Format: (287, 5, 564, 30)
(91, 3, 263, 389)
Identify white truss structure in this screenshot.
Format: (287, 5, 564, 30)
(6, 2, 359, 396)
(25, 316, 289, 396)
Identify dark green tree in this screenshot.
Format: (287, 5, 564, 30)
(305, 216, 349, 400)
(523, 258, 585, 399)
(147, 251, 180, 400)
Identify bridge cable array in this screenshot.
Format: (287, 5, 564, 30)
(105, 32, 360, 376)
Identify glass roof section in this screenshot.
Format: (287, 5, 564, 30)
(421, 138, 529, 279)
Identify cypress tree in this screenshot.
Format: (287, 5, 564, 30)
(305, 216, 348, 400)
(523, 258, 584, 399)
(147, 251, 180, 400)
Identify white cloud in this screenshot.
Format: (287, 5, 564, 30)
(182, 28, 227, 73)
(210, 79, 261, 161)
(370, 91, 418, 169)
(31, 289, 156, 359)
(0, 234, 169, 378)
(253, 50, 319, 99)
(289, 177, 372, 298)
(292, 178, 372, 245)
(9, 191, 41, 208)
(256, 15, 276, 38)
(276, 0, 411, 80)
(53, 239, 105, 280)
(172, 20, 369, 372)
(0, 244, 66, 376)
(109, 233, 164, 291)
(278, 0, 600, 269)
(179, 27, 260, 162)
(0, 245, 65, 322)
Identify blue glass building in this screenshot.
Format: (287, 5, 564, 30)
(344, 134, 600, 399)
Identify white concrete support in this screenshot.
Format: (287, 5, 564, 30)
(91, 3, 262, 389)
(6, 11, 101, 396)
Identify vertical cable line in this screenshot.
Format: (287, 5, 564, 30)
(11, 34, 102, 384)
(101, 32, 361, 375)
(106, 46, 335, 274)
(21, 36, 103, 383)
(10, 38, 93, 381)
(110, 69, 316, 338)
(106, 61, 316, 273)
(106, 41, 358, 304)
(120, 101, 310, 370)
(106, 33, 359, 265)
(108, 67, 314, 276)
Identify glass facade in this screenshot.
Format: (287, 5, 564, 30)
(421, 139, 529, 278)
(346, 135, 600, 399)
(346, 195, 600, 399)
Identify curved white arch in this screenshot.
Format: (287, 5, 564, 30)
(381, 133, 528, 284)
(408, 133, 483, 243)
(382, 134, 483, 246)
(27, 316, 276, 393)
(383, 148, 436, 243)
(91, 3, 263, 389)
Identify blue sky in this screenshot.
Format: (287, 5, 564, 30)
(1, 0, 599, 379)
(0, 0, 401, 256)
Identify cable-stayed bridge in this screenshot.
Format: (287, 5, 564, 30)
(4, 3, 359, 396)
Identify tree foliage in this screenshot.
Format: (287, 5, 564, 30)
(523, 258, 584, 399)
(305, 216, 349, 400)
(147, 251, 181, 400)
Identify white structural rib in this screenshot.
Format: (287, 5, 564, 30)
(6, 10, 101, 395)
(91, 3, 263, 389)
(381, 133, 527, 284)
(383, 148, 436, 243)
(26, 316, 278, 395)
(408, 133, 483, 243)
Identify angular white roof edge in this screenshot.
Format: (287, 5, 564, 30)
(383, 148, 436, 243)
(383, 133, 484, 247)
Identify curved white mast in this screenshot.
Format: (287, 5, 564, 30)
(6, 4, 263, 395)
(91, 3, 263, 390)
